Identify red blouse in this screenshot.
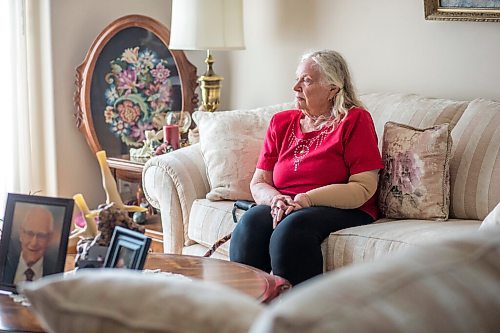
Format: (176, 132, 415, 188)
(256, 107, 384, 219)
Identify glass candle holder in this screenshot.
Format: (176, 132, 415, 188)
(165, 111, 192, 134)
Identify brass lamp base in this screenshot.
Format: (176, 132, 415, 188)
(199, 50, 223, 112)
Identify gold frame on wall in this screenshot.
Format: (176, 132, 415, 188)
(424, 0, 500, 22)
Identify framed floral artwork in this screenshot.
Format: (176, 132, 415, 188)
(424, 0, 500, 22)
(75, 15, 198, 158)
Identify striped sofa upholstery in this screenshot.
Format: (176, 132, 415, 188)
(142, 93, 500, 271)
(449, 99, 500, 220)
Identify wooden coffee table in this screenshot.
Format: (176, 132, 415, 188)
(0, 292, 44, 332)
(145, 253, 291, 303)
(0, 253, 291, 332)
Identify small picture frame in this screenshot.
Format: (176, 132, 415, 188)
(0, 193, 74, 291)
(103, 226, 151, 270)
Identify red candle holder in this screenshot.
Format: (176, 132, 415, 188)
(163, 125, 180, 150)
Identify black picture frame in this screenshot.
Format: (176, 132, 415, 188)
(103, 226, 151, 270)
(0, 193, 74, 291)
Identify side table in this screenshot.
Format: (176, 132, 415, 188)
(107, 156, 164, 253)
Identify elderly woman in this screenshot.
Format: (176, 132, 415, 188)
(229, 50, 384, 286)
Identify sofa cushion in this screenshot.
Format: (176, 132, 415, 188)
(449, 98, 500, 220)
(188, 199, 241, 256)
(251, 229, 500, 333)
(325, 218, 479, 271)
(193, 102, 294, 201)
(22, 269, 262, 333)
(187, 199, 330, 262)
(379, 122, 452, 220)
(360, 92, 467, 149)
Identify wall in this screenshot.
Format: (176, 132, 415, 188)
(50, 0, 500, 205)
(222, 0, 500, 109)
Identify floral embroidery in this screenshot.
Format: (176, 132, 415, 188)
(379, 122, 451, 220)
(381, 151, 424, 211)
(103, 47, 174, 147)
(288, 124, 331, 171)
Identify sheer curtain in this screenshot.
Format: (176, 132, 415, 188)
(0, 0, 57, 215)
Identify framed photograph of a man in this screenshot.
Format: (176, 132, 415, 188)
(0, 193, 74, 291)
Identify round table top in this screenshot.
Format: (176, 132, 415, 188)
(0, 253, 290, 332)
(0, 292, 44, 332)
(145, 253, 290, 303)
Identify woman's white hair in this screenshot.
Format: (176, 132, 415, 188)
(301, 50, 364, 126)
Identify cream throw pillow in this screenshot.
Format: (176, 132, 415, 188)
(193, 103, 293, 201)
(379, 122, 452, 220)
(21, 269, 262, 333)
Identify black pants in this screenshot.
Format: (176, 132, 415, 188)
(229, 205, 373, 286)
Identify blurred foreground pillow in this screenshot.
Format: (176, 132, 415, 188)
(250, 229, 500, 332)
(21, 269, 262, 333)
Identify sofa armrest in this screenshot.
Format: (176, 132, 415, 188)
(142, 143, 210, 254)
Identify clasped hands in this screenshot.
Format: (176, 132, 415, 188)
(270, 193, 310, 229)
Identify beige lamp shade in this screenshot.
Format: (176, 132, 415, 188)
(169, 0, 245, 51)
(169, 0, 245, 111)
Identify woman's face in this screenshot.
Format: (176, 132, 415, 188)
(293, 58, 337, 117)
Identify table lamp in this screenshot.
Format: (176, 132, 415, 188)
(169, 0, 245, 112)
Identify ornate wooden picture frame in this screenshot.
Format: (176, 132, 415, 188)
(424, 0, 500, 22)
(0, 193, 74, 291)
(74, 15, 198, 159)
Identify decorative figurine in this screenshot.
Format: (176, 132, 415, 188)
(129, 130, 163, 162)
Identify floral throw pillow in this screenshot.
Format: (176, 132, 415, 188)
(379, 122, 452, 221)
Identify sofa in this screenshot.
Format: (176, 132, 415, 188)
(142, 92, 500, 271)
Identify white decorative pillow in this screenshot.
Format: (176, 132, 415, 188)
(250, 229, 500, 333)
(479, 202, 500, 231)
(21, 269, 262, 333)
(193, 102, 294, 201)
